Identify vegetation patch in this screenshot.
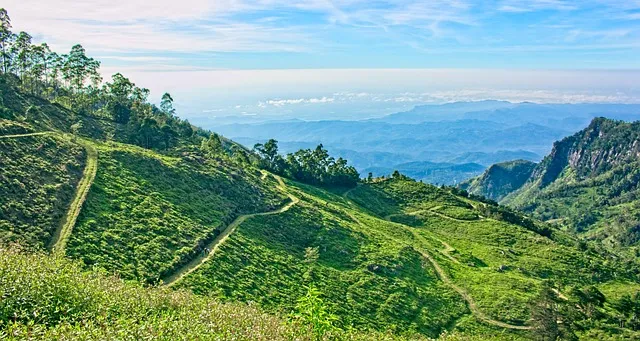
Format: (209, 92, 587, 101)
(66, 142, 287, 283)
(0, 131, 84, 249)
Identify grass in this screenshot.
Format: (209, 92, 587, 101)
(176, 195, 469, 338)
(65, 141, 288, 283)
(346, 178, 634, 332)
(3, 114, 640, 338)
(0, 127, 85, 249)
(49, 138, 98, 254)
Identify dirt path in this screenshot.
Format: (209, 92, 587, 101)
(410, 232, 532, 330)
(163, 173, 299, 286)
(438, 239, 460, 264)
(49, 140, 98, 255)
(384, 206, 482, 223)
(0, 131, 52, 139)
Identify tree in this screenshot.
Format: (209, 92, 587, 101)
(530, 282, 578, 341)
(530, 284, 560, 340)
(27, 43, 48, 94)
(10, 31, 32, 82)
(45, 50, 63, 95)
(570, 286, 605, 318)
(160, 124, 177, 150)
(139, 115, 159, 149)
(206, 134, 224, 155)
(0, 8, 13, 74)
(160, 92, 175, 116)
(63, 44, 100, 93)
(254, 139, 281, 171)
(106, 73, 135, 123)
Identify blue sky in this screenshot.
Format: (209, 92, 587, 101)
(6, 0, 640, 118)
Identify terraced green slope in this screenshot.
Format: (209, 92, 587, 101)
(3, 98, 640, 339)
(170, 175, 640, 339)
(2, 247, 432, 341)
(177, 181, 470, 338)
(65, 141, 288, 283)
(0, 120, 85, 249)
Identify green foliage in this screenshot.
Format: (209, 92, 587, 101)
(0, 247, 414, 340)
(65, 141, 287, 283)
(0, 130, 84, 249)
(461, 159, 537, 202)
(2, 10, 640, 339)
(293, 285, 338, 340)
(177, 198, 467, 338)
(498, 119, 640, 255)
(0, 247, 314, 340)
(255, 140, 360, 187)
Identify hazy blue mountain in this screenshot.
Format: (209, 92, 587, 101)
(371, 100, 516, 123)
(207, 101, 640, 184)
(449, 150, 541, 166)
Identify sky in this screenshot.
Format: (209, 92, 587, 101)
(5, 0, 640, 120)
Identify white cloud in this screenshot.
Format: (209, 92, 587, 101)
(497, 0, 578, 13)
(261, 96, 336, 107)
(3, 0, 315, 54)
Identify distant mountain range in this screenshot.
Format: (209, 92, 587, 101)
(210, 101, 640, 184)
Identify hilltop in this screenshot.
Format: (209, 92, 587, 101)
(460, 160, 537, 202)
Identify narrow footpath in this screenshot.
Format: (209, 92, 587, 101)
(163, 174, 299, 286)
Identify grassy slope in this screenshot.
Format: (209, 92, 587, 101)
(65, 140, 288, 283)
(172, 175, 640, 339)
(2, 84, 640, 339)
(177, 180, 473, 339)
(351, 179, 640, 339)
(0, 120, 85, 249)
(2, 247, 432, 341)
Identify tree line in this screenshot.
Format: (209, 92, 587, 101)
(253, 139, 359, 187)
(0, 8, 196, 151)
(0, 8, 359, 185)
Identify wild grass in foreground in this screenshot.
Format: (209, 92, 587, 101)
(0, 247, 445, 340)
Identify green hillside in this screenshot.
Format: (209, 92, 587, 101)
(6, 111, 640, 339)
(460, 160, 537, 202)
(0, 120, 85, 249)
(471, 118, 640, 254)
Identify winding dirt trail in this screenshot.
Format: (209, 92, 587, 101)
(0, 131, 52, 139)
(163, 174, 299, 286)
(341, 190, 532, 331)
(49, 140, 98, 255)
(410, 232, 532, 331)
